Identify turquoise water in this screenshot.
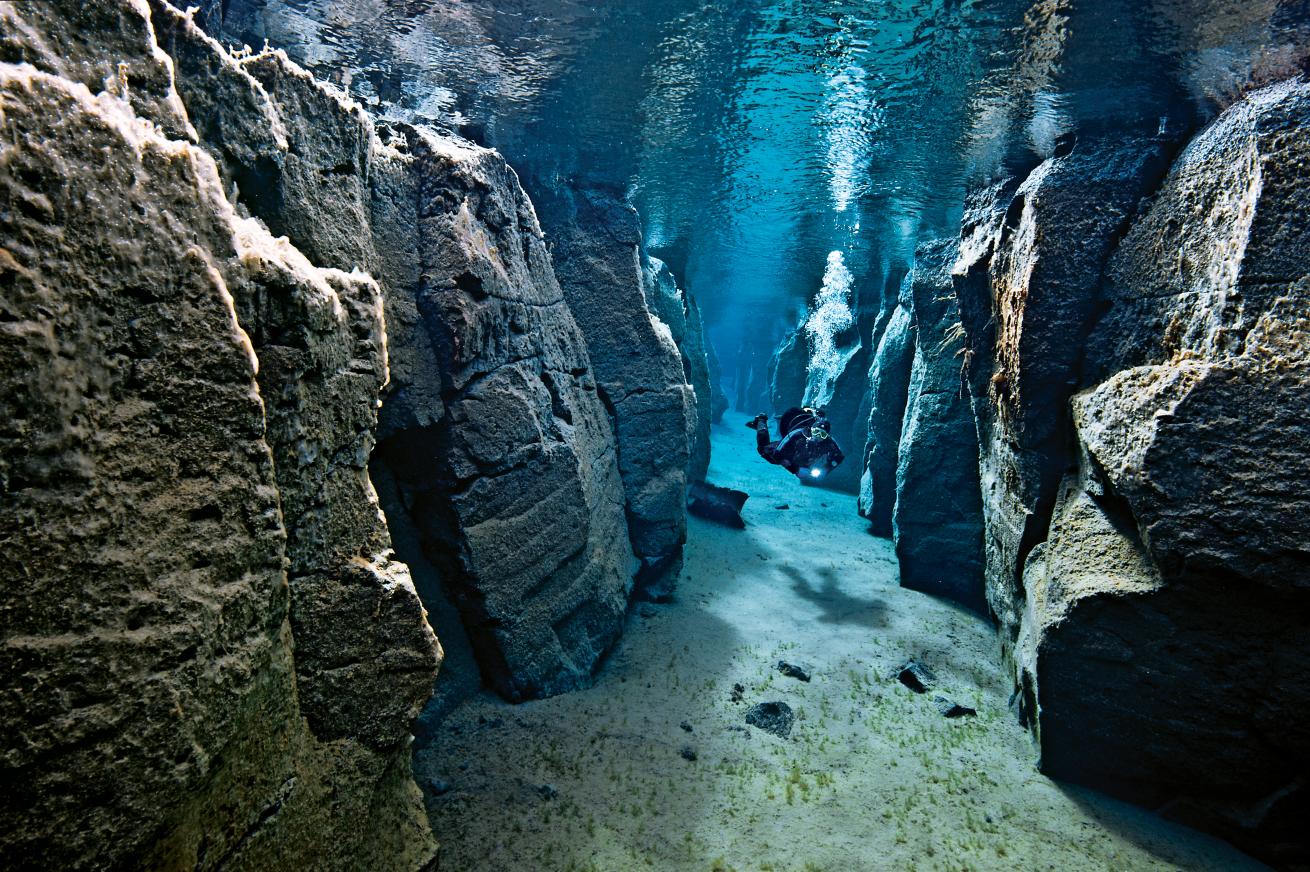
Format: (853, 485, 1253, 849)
(220, 0, 1308, 364)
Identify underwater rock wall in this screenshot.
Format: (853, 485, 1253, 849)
(891, 239, 986, 611)
(645, 255, 712, 483)
(529, 183, 696, 596)
(0, 2, 440, 868)
(946, 80, 1310, 864)
(153, 4, 640, 704)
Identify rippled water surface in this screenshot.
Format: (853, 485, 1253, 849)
(222, 0, 1309, 343)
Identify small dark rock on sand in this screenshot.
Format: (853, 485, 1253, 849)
(687, 481, 749, 528)
(934, 697, 977, 718)
(895, 660, 937, 693)
(539, 784, 559, 800)
(680, 720, 694, 733)
(745, 701, 795, 738)
(680, 746, 698, 761)
(775, 504, 790, 510)
(776, 660, 812, 682)
(730, 682, 745, 703)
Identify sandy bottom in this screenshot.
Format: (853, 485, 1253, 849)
(414, 413, 1264, 872)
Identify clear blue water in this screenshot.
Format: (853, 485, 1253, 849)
(221, 0, 1309, 363)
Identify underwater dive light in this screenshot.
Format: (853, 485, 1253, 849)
(810, 468, 823, 478)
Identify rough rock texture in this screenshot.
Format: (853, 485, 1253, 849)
(645, 256, 711, 482)
(767, 318, 808, 415)
(857, 275, 915, 533)
(705, 335, 730, 424)
(1007, 80, 1310, 866)
(0, 6, 440, 868)
(370, 128, 635, 701)
(892, 239, 986, 611)
(953, 136, 1169, 638)
(532, 183, 695, 589)
(808, 334, 868, 495)
(153, 3, 638, 704)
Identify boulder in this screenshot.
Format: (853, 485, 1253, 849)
(745, 701, 795, 739)
(687, 481, 749, 529)
(892, 238, 986, 612)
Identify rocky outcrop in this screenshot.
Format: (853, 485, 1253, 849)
(370, 129, 634, 701)
(645, 256, 711, 482)
(531, 183, 695, 591)
(767, 318, 807, 415)
(891, 239, 986, 611)
(953, 135, 1170, 637)
(151, 4, 640, 703)
(1013, 80, 1310, 864)
(0, 4, 439, 868)
(705, 335, 730, 424)
(857, 290, 914, 533)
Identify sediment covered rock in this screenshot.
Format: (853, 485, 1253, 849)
(892, 239, 986, 611)
(0, 9, 439, 868)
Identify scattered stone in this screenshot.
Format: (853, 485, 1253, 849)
(776, 661, 813, 682)
(934, 697, 977, 718)
(894, 660, 937, 693)
(679, 746, 698, 761)
(775, 504, 790, 510)
(680, 721, 694, 733)
(745, 701, 795, 739)
(687, 481, 749, 529)
(539, 784, 559, 800)
(730, 682, 746, 703)
(427, 779, 452, 796)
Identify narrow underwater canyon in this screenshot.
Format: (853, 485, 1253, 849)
(0, 1, 1307, 869)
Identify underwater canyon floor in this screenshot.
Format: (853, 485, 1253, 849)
(414, 414, 1263, 872)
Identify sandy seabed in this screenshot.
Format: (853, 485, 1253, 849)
(414, 413, 1265, 872)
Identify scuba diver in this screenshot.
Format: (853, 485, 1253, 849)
(746, 406, 845, 482)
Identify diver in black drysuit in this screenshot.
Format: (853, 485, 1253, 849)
(746, 406, 845, 482)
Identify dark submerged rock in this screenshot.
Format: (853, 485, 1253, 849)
(745, 701, 796, 739)
(687, 481, 750, 529)
(934, 697, 977, 719)
(776, 661, 813, 682)
(895, 660, 937, 694)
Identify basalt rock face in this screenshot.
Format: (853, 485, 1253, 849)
(532, 183, 695, 592)
(892, 239, 985, 611)
(954, 135, 1171, 638)
(857, 288, 914, 533)
(706, 335, 730, 424)
(1016, 80, 1310, 864)
(155, 4, 638, 703)
(645, 256, 712, 483)
(767, 319, 807, 415)
(370, 129, 635, 701)
(0, 3, 440, 868)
